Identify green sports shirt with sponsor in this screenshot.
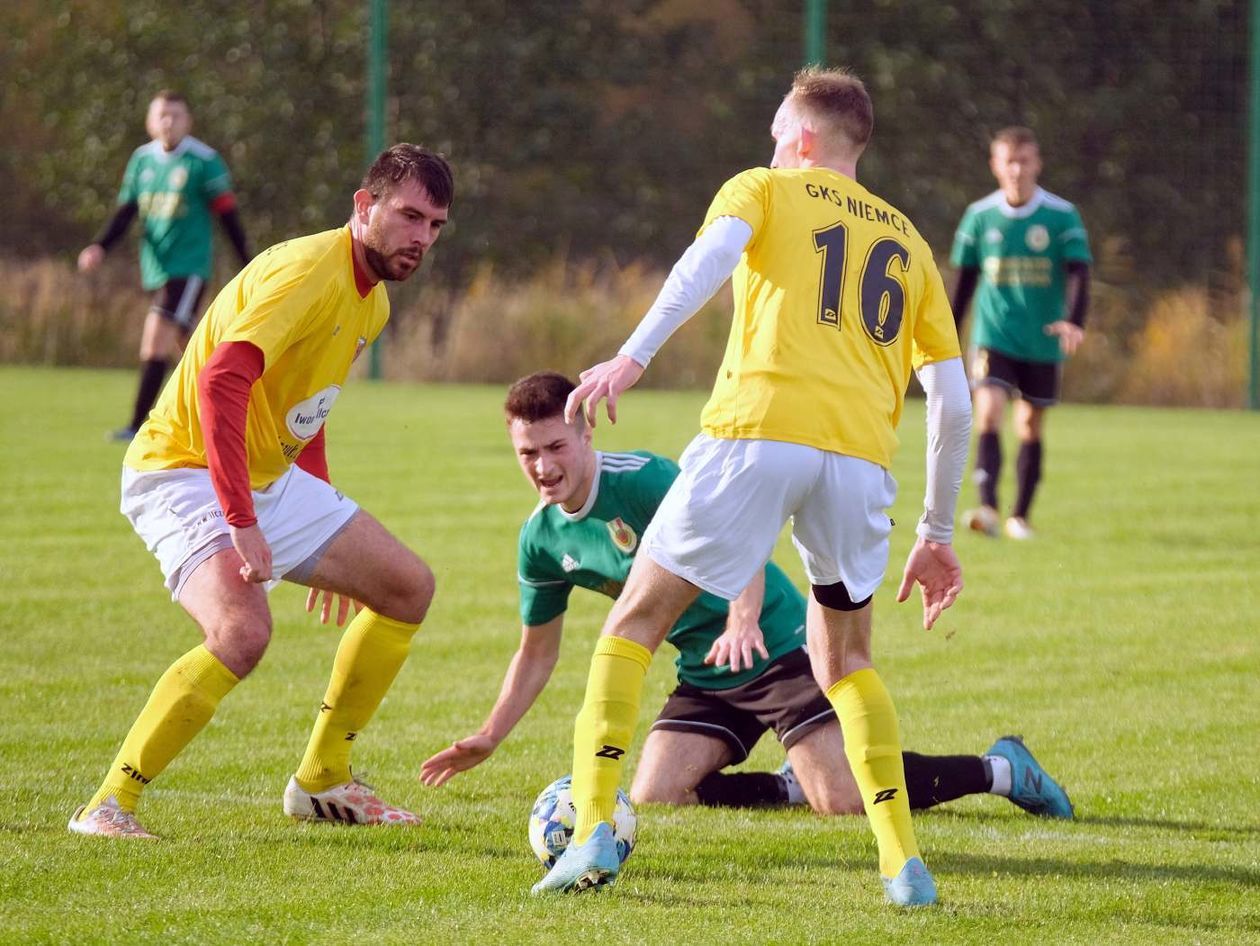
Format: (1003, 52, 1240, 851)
(118, 136, 234, 289)
(950, 187, 1092, 363)
(517, 450, 806, 690)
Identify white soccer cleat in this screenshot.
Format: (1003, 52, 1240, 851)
(283, 775, 421, 825)
(963, 505, 1000, 537)
(68, 796, 158, 839)
(1004, 516, 1035, 540)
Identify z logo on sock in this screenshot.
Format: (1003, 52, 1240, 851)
(872, 788, 898, 805)
(121, 764, 151, 785)
(594, 744, 625, 760)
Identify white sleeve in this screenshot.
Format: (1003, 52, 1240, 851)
(914, 357, 972, 543)
(618, 216, 753, 368)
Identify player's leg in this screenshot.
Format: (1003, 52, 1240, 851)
(1007, 360, 1057, 537)
(630, 729, 734, 806)
(963, 349, 1012, 536)
(116, 279, 200, 439)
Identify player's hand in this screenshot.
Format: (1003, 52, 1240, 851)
(896, 537, 963, 630)
(704, 623, 769, 673)
(77, 244, 105, 272)
(1045, 320, 1085, 356)
(419, 734, 498, 787)
(304, 587, 361, 626)
(230, 524, 273, 583)
(564, 354, 646, 427)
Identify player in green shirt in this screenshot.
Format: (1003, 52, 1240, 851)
(78, 90, 251, 442)
(950, 126, 1092, 540)
(420, 372, 1073, 820)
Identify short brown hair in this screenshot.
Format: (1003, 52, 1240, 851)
(361, 143, 455, 208)
(152, 89, 188, 108)
(789, 67, 873, 150)
(992, 126, 1038, 149)
(504, 372, 578, 425)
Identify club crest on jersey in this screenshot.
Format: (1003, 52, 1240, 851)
(168, 166, 188, 190)
(1025, 224, 1050, 252)
(607, 517, 638, 554)
(353, 336, 368, 362)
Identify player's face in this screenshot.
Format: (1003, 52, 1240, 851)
(990, 142, 1042, 206)
(146, 98, 191, 151)
(509, 415, 595, 513)
(770, 98, 805, 169)
(358, 180, 449, 282)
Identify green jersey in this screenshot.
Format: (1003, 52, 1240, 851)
(118, 136, 234, 290)
(950, 187, 1092, 363)
(517, 450, 806, 689)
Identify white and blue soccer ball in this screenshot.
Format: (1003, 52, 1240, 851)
(527, 775, 637, 869)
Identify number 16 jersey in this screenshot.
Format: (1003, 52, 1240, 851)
(698, 167, 960, 469)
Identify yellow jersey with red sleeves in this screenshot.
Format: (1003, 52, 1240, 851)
(698, 167, 960, 469)
(124, 226, 388, 489)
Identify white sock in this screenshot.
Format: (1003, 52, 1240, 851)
(779, 771, 806, 805)
(985, 755, 1012, 796)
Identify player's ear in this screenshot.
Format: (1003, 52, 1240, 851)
(797, 124, 816, 161)
(352, 188, 376, 223)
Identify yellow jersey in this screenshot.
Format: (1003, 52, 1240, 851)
(698, 167, 960, 468)
(125, 226, 389, 489)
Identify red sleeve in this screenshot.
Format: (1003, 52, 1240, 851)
(209, 192, 238, 214)
(198, 341, 265, 528)
(294, 424, 329, 482)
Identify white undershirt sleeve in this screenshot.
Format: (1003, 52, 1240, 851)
(914, 357, 972, 543)
(619, 216, 754, 368)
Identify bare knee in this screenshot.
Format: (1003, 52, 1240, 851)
(630, 782, 694, 807)
(202, 614, 272, 678)
(375, 556, 435, 625)
(807, 788, 863, 817)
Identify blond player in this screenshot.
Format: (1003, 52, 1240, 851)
(69, 144, 452, 838)
(533, 69, 971, 907)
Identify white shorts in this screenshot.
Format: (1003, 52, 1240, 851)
(121, 465, 360, 600)
(642, 435, 896, 602)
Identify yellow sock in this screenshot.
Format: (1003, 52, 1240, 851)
(86, 645, 239, 813)
(827, 667, 920, 877)
(571, 636, 652, 845)
(295, 609, 419, 792)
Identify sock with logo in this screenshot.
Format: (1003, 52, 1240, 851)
(1012, 439, 1043, 520)
(695, 771, 791, 807)
(83, 644, 239, 814)
(976, 431, 1002, 509)
(295, 609, 420, 792)
(983, 754, 1013, 796)
(827, 668, 920, 878)
(570, 635, 652, 845)
(902, 752, 990, 809)
(129, 358, 169, 431)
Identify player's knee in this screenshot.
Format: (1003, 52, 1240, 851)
(629, 780, 691, 806)
(808, 790, 863, 816)
(379, 557, 434, 626)
(811, 581, 871, 612)
(202, 615, 271, 678)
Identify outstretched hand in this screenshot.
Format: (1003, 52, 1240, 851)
(419, 734, 498, 787)
(563, 354, 646, 427)
(304, 587, 362, 627)
(896, 537, 963, 630)
(704, 623, 769, 673)
(1044, 320, 1084, 356)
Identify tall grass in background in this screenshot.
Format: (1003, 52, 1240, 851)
(0, 253, 1248, 407)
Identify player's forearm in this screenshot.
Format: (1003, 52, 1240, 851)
(726, 568, 766, 631)
(198, 341, 265, 528)
(619, 216, 751, 368)
(212, 196, 252, 267)
(1065, 262, 1090, 328)
(92, 201, 139, 252)
(915, 357, 971, 543)
(479, 648, 558, 745)
(950, 266, 979, 331)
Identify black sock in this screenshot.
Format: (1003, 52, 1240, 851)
(975, 431, 1001, 509)
(695, 771, 788, 808)
(903, 752, 989, 810)
(129, 359, 169, 430)
(1012, 439, 1043, 520)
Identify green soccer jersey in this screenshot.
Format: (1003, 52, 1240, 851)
(950, 187, 1092, 363)
(118, 136, 234, 290)
(517, 451, 806, 689)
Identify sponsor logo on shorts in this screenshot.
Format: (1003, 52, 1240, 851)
(286, 385, 341, 440)
(607, 517, 638, 554)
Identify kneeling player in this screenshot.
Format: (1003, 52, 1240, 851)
(419, 373, 1073, 819)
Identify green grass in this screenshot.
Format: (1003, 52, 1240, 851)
(1, 365, 1257, 945)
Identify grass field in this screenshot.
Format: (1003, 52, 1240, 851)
(1, 365, 1257, 945)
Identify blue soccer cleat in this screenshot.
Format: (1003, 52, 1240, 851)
(986, 734, 1074, 819)
(882, 856, 938, 907)
(530, 821, 621, 895)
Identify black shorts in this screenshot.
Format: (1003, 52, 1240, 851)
(649, 648, 835, 764)
(971, 347, 1061, 407)
(151, 276, 207, 332)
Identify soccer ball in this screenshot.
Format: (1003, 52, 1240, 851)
(527, 775, 636, 869)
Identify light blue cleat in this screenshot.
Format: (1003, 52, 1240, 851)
(986, 735, 1074, 819)
(531, 822, 620, 894)
(882, 856, 938, 907)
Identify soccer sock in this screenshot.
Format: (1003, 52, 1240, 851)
(826, 668, 920, 877)
(295, 609, 419, 792)
(84, 645, 239, 814)
(571, 636, 652, 845)
(1012, 439, 1043, 520)
(983, 754, 1013, 796)
(975, 431, 1002, 509)
(902, 752, 990, 809)
(129, 358, 169, 430)
(695, 771, 791, 808)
